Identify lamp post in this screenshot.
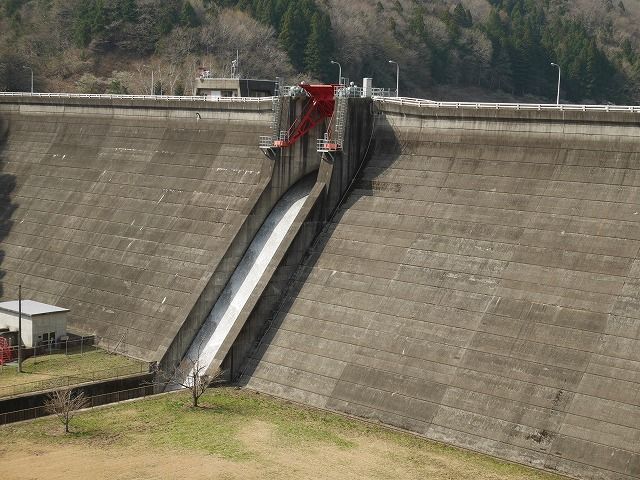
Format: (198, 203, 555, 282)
(330, 60, 342, 85)
(18, 284, 22, 373)
(551, 62, 561, 105)
(23, 66, 33, 94)
(388, 60, 399, 97)
(143, 65, 154, 95)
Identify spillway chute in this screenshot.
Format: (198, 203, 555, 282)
(177, 179, 313, 387)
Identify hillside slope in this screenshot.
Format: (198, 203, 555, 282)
(1, 0, 639, 102)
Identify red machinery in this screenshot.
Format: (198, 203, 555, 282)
(0, 337, 12, 365)
(273, 84, 337, 148)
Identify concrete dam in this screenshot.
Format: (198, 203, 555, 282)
(1, 92, 639, 479)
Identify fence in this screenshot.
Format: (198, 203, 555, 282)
(0, 335, 100, 367)
(0, 92, 276, 103)
(0, 384, 155, 425)
(374, 96, 640, 113)
(0, 332, 154, 366)
(0, 363, 150, 398)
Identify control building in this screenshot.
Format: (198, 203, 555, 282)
(194, 70, 276, 98)
(0, 300, 69, 348)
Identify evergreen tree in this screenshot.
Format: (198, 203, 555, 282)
(409, 6, 425, 36)
(279, 2, 307, 70)
(304, 13, 323, 76)
(180, 1, 199, 27)
(115, 0, 138, 22)
(106, 78, 128, 94)
(254, 0, 275, 26)
(72, 0, 107, 47)
(72, 5, 93, 47)
(3, 0, 22, 18)
(91, 0, 106, 34)
(491, 44, 513, 91)
(452, 4, 472, 28)
(304, 12, 334, 80)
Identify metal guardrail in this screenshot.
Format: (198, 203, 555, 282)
(0, 384, 154, 425)
(336, 85, 363, 98)
(5, 92, 636, 112)
(259, 135, 274, 149)
(373, 96, 640, 113)
(317, 137, 342, 152)
(0, 92, 275, 103)
(371, 88, 396, 97)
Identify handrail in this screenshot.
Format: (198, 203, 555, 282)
(3, 92, 636, 112)
(0, 92, 275, 103)
(373, 96, 640, 113)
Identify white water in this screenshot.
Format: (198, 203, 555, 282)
(180, 181, 311, 384)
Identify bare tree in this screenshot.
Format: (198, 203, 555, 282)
(155, 346, 224, 408)
(44, 388, 89, 433)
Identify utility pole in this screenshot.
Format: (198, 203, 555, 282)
(18, 285, 23, 373)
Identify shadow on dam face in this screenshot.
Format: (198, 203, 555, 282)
(0, 118, 17, 299)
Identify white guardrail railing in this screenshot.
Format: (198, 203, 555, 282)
(373, 96, 640, 113)
(0, 92, 275, 103)
(1, 92, 637, 113)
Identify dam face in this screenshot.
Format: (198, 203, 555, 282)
(244, 103, 640, 479)
(1, 93, 639, 479)
(0, 97, 277, 362)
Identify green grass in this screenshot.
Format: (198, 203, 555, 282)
(3, 388, 564, 479)
(0, 349, 147, 397)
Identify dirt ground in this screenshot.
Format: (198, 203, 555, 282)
(0, 390, 560, 480)
(1, 419, 552, 480)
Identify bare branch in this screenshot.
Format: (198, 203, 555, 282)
(44, 389, 89, 433)
(155, 341, 224, 407)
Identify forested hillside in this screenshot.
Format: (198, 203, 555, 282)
(1, 0, 639, 102)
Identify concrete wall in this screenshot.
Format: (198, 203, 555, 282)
(0, 372, 154, 423)
(244, 103, 640, 480)
(0, 96, 278, 362)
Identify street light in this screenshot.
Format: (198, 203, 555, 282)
(550, 62, 561, 105)
(388, 60, 399, 97)
(17, 284, 23, 373)
(330, 60, 342, 85)
(23, 66, 33, 94)
(142, 64, 154, 95)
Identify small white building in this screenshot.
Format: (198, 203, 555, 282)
(0, 300, 69, 348)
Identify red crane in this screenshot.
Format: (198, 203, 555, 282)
(273, 84, 337, 148)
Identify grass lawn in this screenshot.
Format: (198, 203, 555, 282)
(0, 388, 565, 480)
(0, 350, 147, 397)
